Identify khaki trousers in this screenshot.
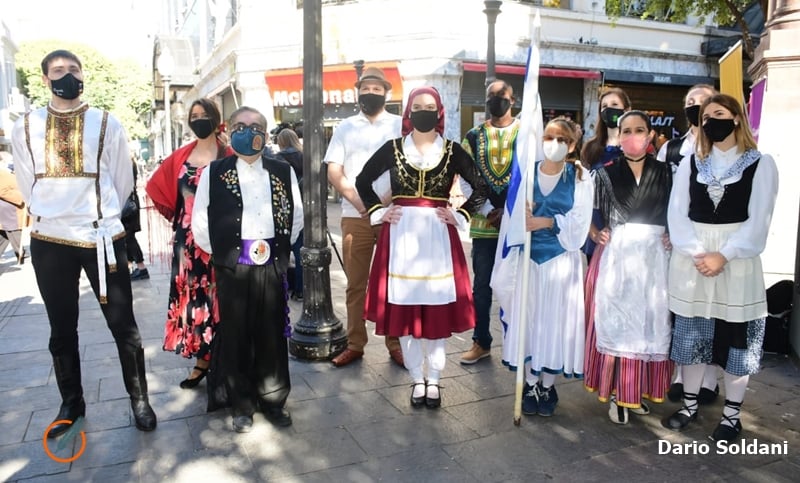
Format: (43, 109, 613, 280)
(341, 216, 400, 352)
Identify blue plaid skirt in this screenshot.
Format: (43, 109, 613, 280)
(670, 315, 765, 376)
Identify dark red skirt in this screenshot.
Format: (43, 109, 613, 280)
(364, 201, 476, 339)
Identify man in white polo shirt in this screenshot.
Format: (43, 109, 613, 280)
(324, 66, 403, 367)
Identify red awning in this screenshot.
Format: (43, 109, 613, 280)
(462, 62, 601, 80)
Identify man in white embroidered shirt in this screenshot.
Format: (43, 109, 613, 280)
(11, 50, 156, 438)
(192, 106, 304, 433)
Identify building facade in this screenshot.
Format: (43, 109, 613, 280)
(0, 19, 28, 154)
(154, 0, 738, 145)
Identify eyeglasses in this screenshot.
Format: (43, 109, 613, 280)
(231, 123, 265, 134)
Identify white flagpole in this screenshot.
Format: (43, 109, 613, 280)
(513, 11, 542, 426)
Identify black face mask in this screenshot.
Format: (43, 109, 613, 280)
(189, 118, 215, 139)
(702, 118, 736, 142)
(359, 93, 386, 116)
(50, 73, 83, 100)
(684, 105, 701, 127)
(486, 96, 511, 118)
(600, 107, 625, 128)
(409, 110, 439, 133)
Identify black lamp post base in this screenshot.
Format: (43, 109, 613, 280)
(288, 246, 347, 361)
(289, 328, 347, 361)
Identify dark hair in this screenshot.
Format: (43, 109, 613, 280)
(545, 116, 584, 180)
(580, 87, 632, 168)
(189, 98, 222, 131)
(41, 50, 82, 75)
(617, 110, 652, 131)
(486, 79, 514, 98)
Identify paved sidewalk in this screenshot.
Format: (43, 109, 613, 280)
(0, 200, 799, 482)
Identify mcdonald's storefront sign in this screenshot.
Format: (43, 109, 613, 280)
(265, 62, 403, 107)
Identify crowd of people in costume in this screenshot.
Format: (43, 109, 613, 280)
(12, 52, 777, 441)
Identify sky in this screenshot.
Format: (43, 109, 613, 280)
(2, 0, 162, 67)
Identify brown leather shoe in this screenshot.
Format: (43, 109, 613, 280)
(331, 348, 364, 367)
(388, 349, 405, 368)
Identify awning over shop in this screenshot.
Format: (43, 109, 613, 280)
(462, 62, 601, 80)
(265, 62, 403, 107)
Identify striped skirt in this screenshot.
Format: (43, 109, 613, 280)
(583, 244, 673, 408)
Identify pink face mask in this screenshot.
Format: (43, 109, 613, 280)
(620, 135, 649, 159)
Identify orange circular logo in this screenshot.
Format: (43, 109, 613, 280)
(42, 420, 87, 463)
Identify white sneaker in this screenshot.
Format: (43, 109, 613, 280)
(608, 397, 629, 425)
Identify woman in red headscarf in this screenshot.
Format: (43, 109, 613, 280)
(355, 86, 489, 409)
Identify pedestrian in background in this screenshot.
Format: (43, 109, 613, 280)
(324, 66, 404, 368)
(666, 93, 778, 443)
(0, 152, 26, 264)
(459, 79, 519, 365)
(492, 116, 592, 417)
(580, 87, 631, 260)
(146, 98, 232, 392)
(11, 49, 156, 437)
(192, 106, 303, 432)
(124, 162, 149, 281)
(275, 128, 305, 300)
(356, 86, 489, 409)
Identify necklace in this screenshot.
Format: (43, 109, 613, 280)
(625, 155, 646, 163)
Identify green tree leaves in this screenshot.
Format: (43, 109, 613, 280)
(15, 40, 152, 139)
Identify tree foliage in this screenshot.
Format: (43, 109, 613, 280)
(15, 40, 152, 139)
(605, 0, 766, 58)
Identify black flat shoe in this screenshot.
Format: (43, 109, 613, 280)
(130, 268, 150, 281)
(667, 407, 697, 430)
(698, 385, 720, 405)
(263, 406, 293, 427)
(233, 415, 253, 433)
(667, 383, 684, 403)
(410, 382, 426, 408)
(710, 420, 742, 442)
(425, 383, 441, 409)
(179, 365, 208, 389)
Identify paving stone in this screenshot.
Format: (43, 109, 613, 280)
(298, 364, 388, 397)
(288, 391, 400, 434)
(246, 426, 367, 480)
(0, 439, 71, 481)
(137, 446, 256, 482)
(20, 462, 138, 483)
(26, 398, 133, 443)
(0, 410, 32, 446)
(347, 410, 479, 458)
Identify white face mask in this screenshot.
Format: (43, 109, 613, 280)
(543, 139, 568, 162)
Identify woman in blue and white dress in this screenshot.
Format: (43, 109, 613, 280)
(492, 117, 593, 417)
(666, 93, 778, 442)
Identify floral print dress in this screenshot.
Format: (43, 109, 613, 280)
(162, 162, 219, 360)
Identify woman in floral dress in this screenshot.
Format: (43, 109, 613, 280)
(146, 98, 232, 391)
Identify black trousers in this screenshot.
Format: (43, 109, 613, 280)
(215, 262, 291, 417)
(30, 238, 143, 364)
(125, 231, 145, 264)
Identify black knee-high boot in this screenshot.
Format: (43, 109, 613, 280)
(48, 353, 86, 439)
(119, 346, 157, 431)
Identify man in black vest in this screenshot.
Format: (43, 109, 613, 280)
(192, 106, 303, 433)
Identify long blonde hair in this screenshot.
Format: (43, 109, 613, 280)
(696, 93, 757, 159)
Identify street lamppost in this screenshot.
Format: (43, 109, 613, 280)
(157, 48, 175, 155)
(484, 0, 503, 118)
(289, 0, 347, 360)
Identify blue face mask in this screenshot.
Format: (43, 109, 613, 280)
(230, 125, 266, 156)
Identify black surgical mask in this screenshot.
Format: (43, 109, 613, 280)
(49, 73, 83, 100)
(189, 118, 215, 139)
(409, 110, 439, 133)
(601, 107, 625, 128)
(486, 96, 511, 118)
(359, 93, 386, 116)
(702, 118, 736, 143)
(684, 105, 701, 128)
